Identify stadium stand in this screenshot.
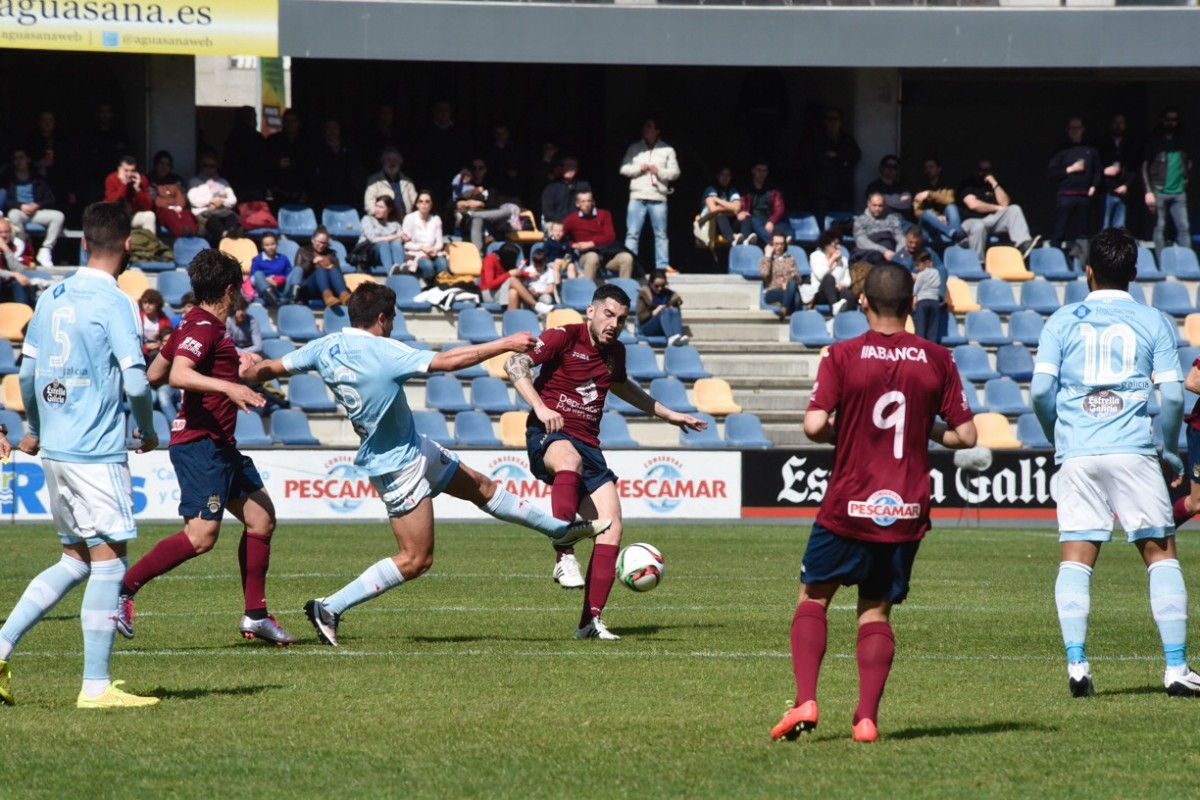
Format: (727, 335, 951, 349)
(650, 377, 697, 414)
(626, 344, 666, 381)
(235, 411, 272, 447)
(977, 279, 1018, 314)
(470, 376, 520, 414)
(117, 269, 150, 301)
(278, 206, 318, 240)
(974, 412, 1022, 449)
(789, 311, 834, 347)
(679, 412, 723, 448)
(0, 340, 17, 376)
(499, 411, 527, 447)
(694, 378, 742, 416)
(0, 305, 31, 344)
(425, 374, 473, 414)
(173, 237, 208, 270)
(457, 307, 500, 344)
(664, 345, 711, 381)
(724, 413, 772, 448)
(271, 409, 321, 446)
(414, 410, 456, 447)
(278, 305, 321, 342)
(985, 246, 1034, 282)
(288, 374, 337, 413)
(599, 412, 639, 449)
(454, 410, 503, 448)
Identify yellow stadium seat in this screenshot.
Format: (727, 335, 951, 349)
(905, 315, 915, 334)
(506, 210, 545, 245)
(1185, 314, 1200, 347)
(447, 241, 483, 276)
(974, 412, 1022, 449)
(546, 309, 583, 329)
(499, 411, 527, 448)
(343, 274, 375, 292)
(2, 374, 22, 413)
(693, 378, 742, 416)
(485, 352, 515, 380)
(985, 245, 1034, 282)
(0, 303, 33, 342)
(117, 268, 150, 302)
(945, 277, 981, 314)
(219, 237, 259, 275)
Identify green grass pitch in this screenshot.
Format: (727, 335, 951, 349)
(2, 522, 1200, 798)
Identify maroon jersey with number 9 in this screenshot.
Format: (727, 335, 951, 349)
(527, 323, 628, 447)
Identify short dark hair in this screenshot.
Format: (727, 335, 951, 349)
(497, 242, 522, 270)
(591, 283, 630, 308)
(139, 289, 164, 311)
(864, 263, 914, 319)
(187, 249, 243, 305)
(82, 202, 131, 258)
(816, 230, 840, 250)
(878, 154, 899, 169)
(348, 282, 397, 328)
(1088, 228, 1138, 289)
(261, 232, 278, 244)
(180, 292, 195, 307)
(119, 154, 137, 167)
(922, 155, 941, 167)
(915, 249, 933, 264)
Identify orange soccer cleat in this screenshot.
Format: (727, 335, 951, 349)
(770, 700, 819, 741)
(852, 718, 879, 743)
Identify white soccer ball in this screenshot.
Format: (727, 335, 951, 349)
(618, 543, 665, 592)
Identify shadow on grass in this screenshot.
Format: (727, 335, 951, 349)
(149, 684, 285, 701)
(1100, 685, 1164, 697)
(888, 721, 1054, 741)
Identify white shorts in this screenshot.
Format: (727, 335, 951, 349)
(43, 459, 138, 548)
(369, 435, 460, 518)
(1057, 453, 1173, 543)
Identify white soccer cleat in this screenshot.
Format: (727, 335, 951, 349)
(36, 247, 53, 268)
(1068, 661, 1094, 698)
(553, 554, 585, 589)
(556, 518, 611, 549)
(576, 616, 620, 641)
(1164, 665, 1200, 697)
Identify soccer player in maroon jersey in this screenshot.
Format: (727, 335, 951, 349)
(770, 263, 977, 743)
(505, 284, 706, 640)
(116, 250, 297, 645)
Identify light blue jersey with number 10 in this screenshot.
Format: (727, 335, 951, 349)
(1034, 289, 1180, 463)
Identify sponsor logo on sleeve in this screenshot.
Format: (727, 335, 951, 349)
(847, 490, 921, 527)
(179, 336, 204, 358)
(1081, 390, 1124, 419)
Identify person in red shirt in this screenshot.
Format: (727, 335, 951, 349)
(562, 190, 634, 281)
(771, 263, 977, 744)
(117, 250, 297, 645)
(505, 284, 705, 637)
(480, 242, 551, 312)
(103, 155, 155, 232)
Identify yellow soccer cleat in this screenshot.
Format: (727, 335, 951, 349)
(0, 658, 13, 706)
(76, 680, 160, 709)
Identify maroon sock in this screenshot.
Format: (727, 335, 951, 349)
(579, 543, 619, 628)
(239, 531, 271, 616)
(854, 621, 896, 725)
(552, 472, 584, 557)
(123, 531, 199, 595)
(791, 602, 828, 705)
(1174, 497, 1195, 528)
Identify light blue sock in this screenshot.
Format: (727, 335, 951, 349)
(80, 558, 126, 685)
(0, 555, 90, 660)
(484, 486, 569, 538)
(324, 558, 405, 616)
(1056, 561, 1092, 665)
(1149, 559, 1188, 669)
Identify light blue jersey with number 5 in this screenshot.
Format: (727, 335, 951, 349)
(1034, 289, 1180, 462)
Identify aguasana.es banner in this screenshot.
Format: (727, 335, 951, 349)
(0, 0, 278, 56)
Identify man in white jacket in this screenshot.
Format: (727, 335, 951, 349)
(620, 119, 680, 272)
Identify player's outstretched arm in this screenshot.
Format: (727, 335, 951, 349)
(506, 352, 564, 433)
(170, 354, 266, 413)
(147, 352, 171, 388)
(431, 333, 537, 374)
(610, 380, 706, 431)
(243, 358, 290, 385)
(930, 419, 978, 450)
(1030, 373, 1059, 445)
(803, 409, 835, 444)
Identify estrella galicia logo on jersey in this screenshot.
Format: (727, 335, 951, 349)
(42, 380, 66, 407)
(576, 380, 599, 406)
(847, 490, 920, 527)
(1081, 390, 1124, 419)
(1073, 305, 1091, 319)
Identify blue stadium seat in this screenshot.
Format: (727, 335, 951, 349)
(440, 342, 486, 378)
(1136, 245, 1165, 281)
(278, 205, 318, 239)
(606, 278, 641, 307)
(679, 412, 723, 448)
(626, 344, 665, 381)
(288, 373, 337, 413)
(964, 310, 1011, 346)
(235, 411, 272, 447)
(1008, 310, 1045, 346)
(0, 409, 22, 446)
(996, 344, 1034, 382)
(561, 278, 597, 312)
(391, 310, 416, 342)
(386, 274, 432, 312)
(664, 345, 711, 381)
(1126, 282, 1146, 305)
(270, 409, 321, 446)
(0, 341, 17, 376)
(276, 236, 301, 265)
(321, 206, 362, 241)
(984, 377, 1032, 415)
(786, 245, 807, 267)
(263, 339, 294, 361)
(832, 311, 869, 341)
(172, 237, 208, 270)
(1064, 280, 1089, 305)
(1017, 413, 1052, 449)
(728, 244, 763, 279)
(940, 313, 967, 347)
(1162, 246, 1200, 280)
(425, 374, 473, 414)
(457, 307, 499, 344)
(247, 302, 279, 340)
(454, 410, 502, 447)
(413, 410, 456, 447)
(789, 311, 834, 346)
(278, 305, 321, 342)
(964, 382, 987, 414)
(323, 305, 350, 335)
(1019, 279, 1060, 315)
(328, 240, 349, 271)
(954, 345, 1000, 382)
(1179, 346, 1200, 376)
(1153, 282, 1195, 318)
(471, 376, 519, 414)
(1029, 248, 1077, 281)
(502, 309, 540, 338)
(724, 413, 772, 448)
(977, 279, 1018, 315)
(605, 384, 645, 416)
(157, 270, 192, 308)
(650, 377, 697, 413)
(599, 412, 638, 449)
(823, 211, 855, 235)
(945, 247, 987, 281)
(788, 215, 821, 246)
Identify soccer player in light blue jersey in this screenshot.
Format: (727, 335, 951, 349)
(1033, 227, 1200, 698)
(245, 283, 609, 646)
(0, 203, 159, 708)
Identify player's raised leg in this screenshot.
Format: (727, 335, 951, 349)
(228, 487, 294, 645)
(575, 481, 623, 640)
(549, 447, 586, 589)
(771, 581, 835, 741)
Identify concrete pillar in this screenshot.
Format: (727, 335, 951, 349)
(852, 68, 901, 206)
(147, 56, 197, 178)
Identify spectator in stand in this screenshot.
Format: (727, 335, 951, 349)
(913, 156, 963, 246)
(420, 101, 471, 204)
(1143, 106, 1191, 256)
(760, 232, 802, 319)
(187, 153, 240, 245)
(0, 218, 35, 305)
(266, 109, 309, 206)
(541, 156, 584, 225)
(738, 162, 786, 246)
(621, 119, 680, 272)
(453, 159, 521, 252)
(865, 154, 914, 220)
(1046, 117, 1102, 254)
(1099, 113, 1134, 231)
(103, 155, 155, 232)
(79, 102, 128, 203)
(312, 118, 362, 209)
(5, 149, 64, 267)
(807, 107, 861, 220)
(361, 104, 400, 171)
(513, 250, 562, 313)
(530, 140, 561, 218)
(401, 190, 449, 280)
(363, 147, 417, 217)
(638, 270, 690, 347)
(249, 233, 292, 307)
(700, 166, 745, 246)
(806, 230, 855, 313)
(563, 189, 634, 280)
(485, 123, 522, 199)
(853, 192, 905, 265)
(289, 227, 351, 308)
(149, 150, 196, 237)
(360, 196, 407, 274)
(894, 227, 925, 270)
(541, 221, 577, 279)
(138, 289, 173, 361)
(957, 158, 1037, 259)
(25, 111, 75, 214)
(912, 250, 942, 344)
(222, 106, 267, 200)
(226, 295, 263, 356)
(480, 242, 552, 314)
